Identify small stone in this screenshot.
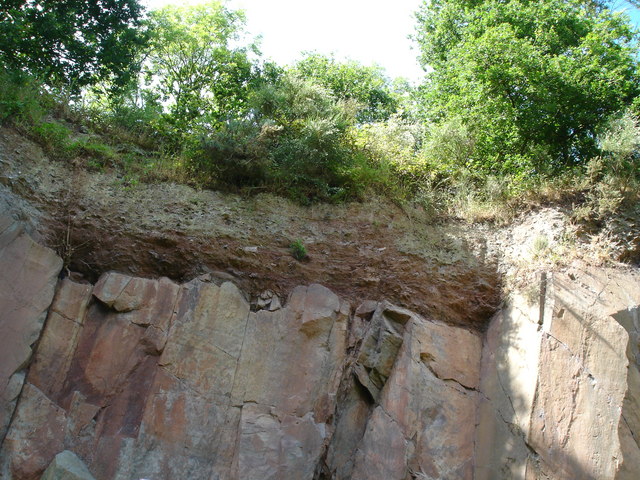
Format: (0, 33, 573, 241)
(40, 450, 96, 480)
(355, 301, 378, 319)
(260, 290, 274, 300)
(268, 296, 282, 311)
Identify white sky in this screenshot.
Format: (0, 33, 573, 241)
(143, 0, 426, 83)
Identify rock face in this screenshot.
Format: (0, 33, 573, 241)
(0, 220, 639, 479)
(326, 302, 481, 480)
(476, 266, 640, 479)
(0, 213, 62, 443)
(40, 451, 95, 480)
(0, 266, 482, 480)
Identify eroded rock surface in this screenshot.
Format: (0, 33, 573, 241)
(0, 267, 485, 480)
(0, 213, 61, 442)
(0, 211, 639, 479)
(476, 265, 640, 480)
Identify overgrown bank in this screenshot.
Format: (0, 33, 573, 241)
(0, 0, 639, 235)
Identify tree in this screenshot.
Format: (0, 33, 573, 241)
(415, 0, 640, 174)
(145, 1, 259, 130)
(0, 0, 148, 91)
(292, 53, 399, 123)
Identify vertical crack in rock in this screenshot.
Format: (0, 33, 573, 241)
(538, 271, 547, 326)
(496, 368, 523, 426)
(3, 237, 640, 480)
(228, 304, 251, 407)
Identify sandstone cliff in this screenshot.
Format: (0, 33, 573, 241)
(0, 209, 639, 479)
(1, 127, 639, 479)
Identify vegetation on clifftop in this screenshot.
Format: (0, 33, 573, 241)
(0, 0, 638, 224)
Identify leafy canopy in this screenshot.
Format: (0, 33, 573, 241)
(145, 1, 259, 130)
(415, 0, 640, 174)
(0, 0, 148, 91)
(292, 53, 400, 123)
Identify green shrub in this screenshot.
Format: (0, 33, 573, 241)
(74, 139, 115, 160)
(191, 74, 373, 202)
(85, 87, 165, 151)
(31, 118, 120, 169)
(422, 118, 476, 174)
(71, 138, 117, 170)
(290, 239, 307, 260)
(0, 69, 47, 124)
(577, 111, 640, 219)
(31, 121, 73, 158)
(597, 111, 640, 193)
(193, 120, 268, 188)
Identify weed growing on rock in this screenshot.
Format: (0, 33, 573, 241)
(290, 239, 307, 261)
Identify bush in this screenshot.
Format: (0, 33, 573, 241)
(191, 74, 375, 202)
(85, 86, 165, 151)
(422, 118, 475, 173)
(194, 120, 268, 188)
(72, 138, 118, 170)
(350, 116, 433, 199)
(31, 121, 73, 158)
(290, 239, 307, 260)
(573, 112, 640, 220)
(0, 69, 48, 124)
(597, 111, 640, 192)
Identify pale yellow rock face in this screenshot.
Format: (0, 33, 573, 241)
(616, 305, 640, 480)
(475, 264, 640, 480)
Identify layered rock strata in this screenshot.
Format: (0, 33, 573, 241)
(1, 214, 639, 480)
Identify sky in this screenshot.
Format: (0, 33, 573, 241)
(143, 0, 640, 84)
(143, 0, 425, 82)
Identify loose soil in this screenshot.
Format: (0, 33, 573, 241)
(2, 125, 601, 330)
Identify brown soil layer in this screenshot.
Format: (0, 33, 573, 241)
(0, 126, 501, 329)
